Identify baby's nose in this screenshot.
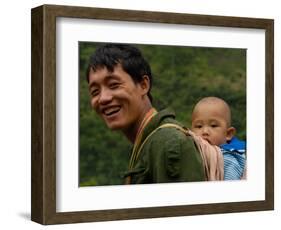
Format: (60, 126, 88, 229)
(202, 127, 210, 135)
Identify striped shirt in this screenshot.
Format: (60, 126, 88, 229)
(220, 137, 246, 180)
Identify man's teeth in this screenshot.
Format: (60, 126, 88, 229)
(104, 107, 120, 115)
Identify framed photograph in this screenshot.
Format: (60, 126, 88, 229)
(31, 4, 274, 225)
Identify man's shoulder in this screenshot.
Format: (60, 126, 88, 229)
(142, 108, 194, 148)
(148, 121, 193, 146)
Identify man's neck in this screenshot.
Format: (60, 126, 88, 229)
(123, 103, 153, 143)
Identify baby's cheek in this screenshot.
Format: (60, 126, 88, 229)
(192, 129, 201, 136)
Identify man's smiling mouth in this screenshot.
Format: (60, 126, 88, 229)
(102, 106, 121, 116)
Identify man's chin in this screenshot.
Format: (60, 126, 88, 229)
(105, 122, 123, 130)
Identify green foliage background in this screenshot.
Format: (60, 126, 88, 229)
(79, 42, 246, 186)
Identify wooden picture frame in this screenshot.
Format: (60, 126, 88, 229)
(31, 4, 274, 225)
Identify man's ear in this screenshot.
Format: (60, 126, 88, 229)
(140, 75, 150, 95)
(226, 127, 236, 142)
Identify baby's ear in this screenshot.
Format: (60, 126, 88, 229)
(226, 127, 236, 142)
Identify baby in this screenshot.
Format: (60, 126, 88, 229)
(191, 97, 246, 180)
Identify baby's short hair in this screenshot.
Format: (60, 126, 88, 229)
(192, 96, 232, 127)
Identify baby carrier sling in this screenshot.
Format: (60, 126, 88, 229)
(128, 123, 224, 182)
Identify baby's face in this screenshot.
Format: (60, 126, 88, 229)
(191, 102, 231, 146)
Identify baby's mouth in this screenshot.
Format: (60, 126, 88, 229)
(203, 137, 211, 144)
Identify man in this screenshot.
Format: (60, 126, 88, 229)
(87, 43, 205, 184)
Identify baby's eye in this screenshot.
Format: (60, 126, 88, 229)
(194, 125, 202, 129)
(211, 124, 219, 128)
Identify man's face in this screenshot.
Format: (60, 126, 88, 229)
(191, 103, 230, 146)
(88, 64, 146, 131)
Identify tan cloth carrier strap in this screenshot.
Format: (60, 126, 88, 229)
(125, 123, 224, 184)
(145, 123, 224, 181)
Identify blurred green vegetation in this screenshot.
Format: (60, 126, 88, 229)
(79, 42, 246, 186)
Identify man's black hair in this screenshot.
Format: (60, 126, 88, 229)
(86, 43, 153, 102)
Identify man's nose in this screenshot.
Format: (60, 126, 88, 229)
(98, 88, 113, 105)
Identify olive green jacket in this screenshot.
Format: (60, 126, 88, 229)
(124, 108, 205, 184)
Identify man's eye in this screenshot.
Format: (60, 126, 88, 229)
(109, 82, 120, 89)
(90, 89, 99, 97)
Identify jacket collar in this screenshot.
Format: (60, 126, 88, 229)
(140, 108, 176, 144)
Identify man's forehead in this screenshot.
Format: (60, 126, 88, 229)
(88, 65, 131, 87)
(89, 65, 112, 76)
(89, 73, 118, 86)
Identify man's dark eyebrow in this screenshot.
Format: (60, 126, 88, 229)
(88, 75, 121, 89)
(105, 75, 121, 81)
(88, 81, 97, 90)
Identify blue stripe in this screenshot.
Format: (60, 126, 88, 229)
(223, 152, 246, 180)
